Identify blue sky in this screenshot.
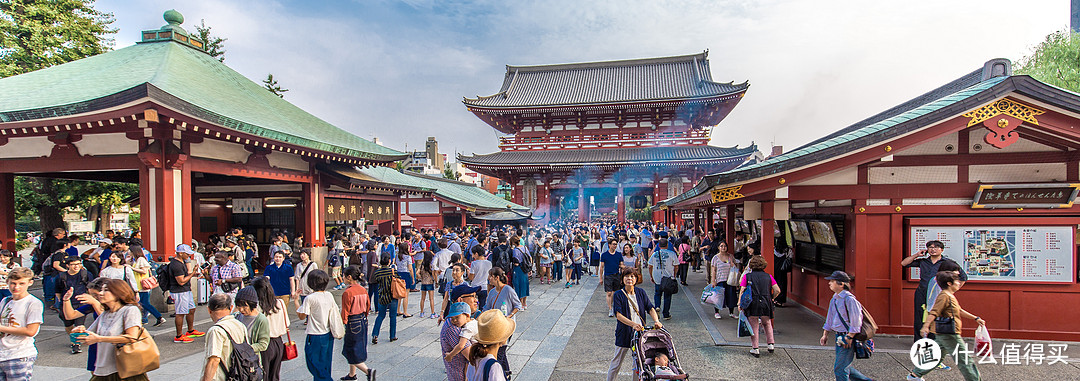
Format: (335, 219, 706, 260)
(98, 0, 1066, 159)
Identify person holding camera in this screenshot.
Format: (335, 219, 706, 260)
(208, 252, 244, 300)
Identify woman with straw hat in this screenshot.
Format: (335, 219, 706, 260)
(466, 309, 516, 381)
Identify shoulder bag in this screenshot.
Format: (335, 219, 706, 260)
(726, 264, 740, 287)
(281, 308, 298, 360)
(391, 272, 408, 300)
(834, 298, 874, 359)
(115, 324, 161, 378)
(658, 252, 679, 294)
(328, 302, 345, 339)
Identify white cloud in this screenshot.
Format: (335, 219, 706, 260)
(98, 0, 1067, 158)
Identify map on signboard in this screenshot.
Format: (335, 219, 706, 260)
(964, 229, 1016, 278)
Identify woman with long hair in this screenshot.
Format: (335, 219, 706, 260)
(127, 244, 164, 326)
(418, 251, 437, 319)
(341, 266, 374, 381)
(483, 267, 520, 378)
(676, 236, 691, 286)
(509, 236, 530, 309)
(739, 255, 781, 357)
(73, 279, 148, 380)
(370, 255, 398, 344)
(98, 251, 138, 301)
(395, 244, 414, 318)
(252, 276, 289, 381)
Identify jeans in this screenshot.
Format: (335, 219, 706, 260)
(911, 333, 981, 381)
(369, 283, 380, 312)
(304, 333, 333, 381)
(372, 298, 398, 339)
(834, 333, 872, 381)
(42, 275, 56, 305)
(653, 285, 672, 318)
(245, 256, 255, 279)
(553, 261, 563, 281)
(138, 291, 162, 321)
(677, 263, 689, 283)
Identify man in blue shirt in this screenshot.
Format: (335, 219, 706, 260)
(599, 240, 624, 318)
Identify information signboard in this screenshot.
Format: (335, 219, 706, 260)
(910, 226, 1074, 283)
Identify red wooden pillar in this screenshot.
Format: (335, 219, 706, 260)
(761, 201, 776, 277)
(137, 151, 190, 259)
(578, 185, 586, 222)
(460, 210, 467, 227)
(0, 174, 14, 252)
(302, 173, 324, 247)
(725, 205, 736, 248)
(617, 184, 625, 222)
(393, 196, 402, 233)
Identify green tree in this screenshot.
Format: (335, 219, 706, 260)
(15, 178, 137, 233)
(194, 19, 226, 62)
(263, 73, 288, 97)
(443, 168, 459, 180)
(0, 0, 117, 77)
(1016, 29, 1080, 92)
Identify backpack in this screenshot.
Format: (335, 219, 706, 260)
(155, 261, 174, 293)
(514, 247, 533, 274)
(492, 245, 512, 273)
(219, 325, 264, 381)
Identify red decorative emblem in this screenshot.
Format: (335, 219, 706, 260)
(962, 99, 1044, 149)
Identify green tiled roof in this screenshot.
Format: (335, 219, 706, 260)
(0, 40, 406, 162)
(661, 70, 1011, 208)
(358, 166, 529, 212)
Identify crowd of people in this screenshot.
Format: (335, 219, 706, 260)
(0, 221, 991, 381)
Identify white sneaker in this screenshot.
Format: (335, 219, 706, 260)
(609, 311, 615, 317)
(729, 313, 735, 318)
(767, 344, 775, 353)
(906, 374, 925, 381)
(714, 313, 722, 319)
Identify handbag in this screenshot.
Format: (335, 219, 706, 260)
(657, 251, 679, 294)
(328, 303, 345, 339)
(391, 276, 408, 299)
(115, 325, 160, 378)
(835, 298, 874, 359)
(705, 286, 722, 306)
(934, 316, 956, 334)
(281, 310, 298, 361)
(633, 269, 644, 285)
(737, 311, 755, 337)
(139, 275, 159, 291)
(726, 265, 740, 287)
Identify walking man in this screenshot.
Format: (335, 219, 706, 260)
(900, 240, 967, 342)
(171, 244, 206, 343)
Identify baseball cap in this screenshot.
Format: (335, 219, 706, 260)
(824, 271, 852, 283)
(175, 244, 196, 255)
(449, 284, 481, 303)
(446, 302, 471, 319)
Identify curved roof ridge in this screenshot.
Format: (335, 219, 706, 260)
(506, 51, 708, 73)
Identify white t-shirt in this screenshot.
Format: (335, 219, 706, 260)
(434, 249, 454, 274)
(469, 260, 492, 291)
(460, 319, 478, 344)
(205, 315, 248, 381)
(99, 265, 138, 294)
(294, 262, 318, 296)
(89, 305, 142, 376)
(465, 354, 506, 381)
(0, 294, 43, 361)
(297, 291, 336, 335)
(647, 250, 677, 284)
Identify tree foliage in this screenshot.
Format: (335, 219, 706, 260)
(194, 19, 226, 62)
(1016, 30, 1080, 93)
(14, 178, 137, 231)
(263, 73, 288, 97)
(0, 0, 116, 78)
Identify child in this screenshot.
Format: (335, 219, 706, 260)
(0, 267, 44, 380)
(55, 258, 91, 344)
(418, 251, 437, 319)
(328, 246, 343, 290)
(442, 302, 476, 364)
(440, 263, 468, 323)
(653, 353, 678, 376)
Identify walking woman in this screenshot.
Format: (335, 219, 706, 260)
(128, 245, 164, 326)
(620, 243, 639, 283)
(484, 268, 521, 379)
(739, 255, 780, 357)
(676, 236, 691, 286)
(72, 279, 150, 380)
(341, 266, 374, 381)
(607, 267, 662, 381)
(907, 271, 985, 381)
(709, 242, 738, 319)
(819, 271, 873, 381)
(418, 251, 437, 319)
(296, 270, 335, 381)
(465, 309, 515, 381)
(253, 277, 289, 381)
(395, 244, 414, 318)
(370, 255, 398, 344)
(537, 240, 553, 285)
(509, 237, 530, 309)
(98, 251, 138, 297)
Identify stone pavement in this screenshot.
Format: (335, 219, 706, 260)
(30, 270, 600, 381)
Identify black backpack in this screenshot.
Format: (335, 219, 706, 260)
(219, 324, 263, 381)
(155, 261, 174, 294)
(492, 245, 512, 273)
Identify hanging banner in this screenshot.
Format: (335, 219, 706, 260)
(363, 200, 395, 220)
(324, 198, 362, 221)
(232, 198, 263, 214)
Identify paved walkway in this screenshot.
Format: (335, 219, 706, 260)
(30, 272, 600, 381)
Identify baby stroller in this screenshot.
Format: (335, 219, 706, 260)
(632, 327, 689, 380)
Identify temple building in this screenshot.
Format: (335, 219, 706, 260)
(459, 52, 760, 223)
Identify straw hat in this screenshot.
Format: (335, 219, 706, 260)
(474, 309, 516, 345)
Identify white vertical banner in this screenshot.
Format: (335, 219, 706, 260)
(148, 168, 158, 252)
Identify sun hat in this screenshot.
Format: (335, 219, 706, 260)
(474, 309, 516, 345)
(446, 302, 471, 319)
